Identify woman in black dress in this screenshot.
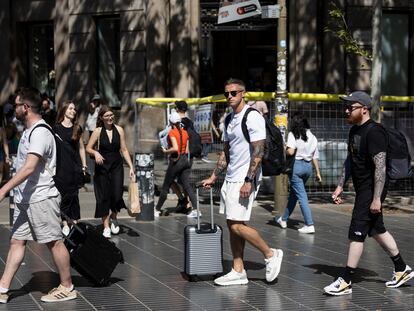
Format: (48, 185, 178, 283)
(53, 100, 87, 235)
(86, 106, 135, 238)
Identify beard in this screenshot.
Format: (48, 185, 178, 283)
(15, 111, 26, 122)
(346, 113, 363, 125)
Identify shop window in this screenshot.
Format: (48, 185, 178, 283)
(381, 13, 409, 96)
(96, 17, 121, 107)
(27, 23, 55, 98)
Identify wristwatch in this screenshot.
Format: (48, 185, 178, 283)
(244, 176, 254, 183)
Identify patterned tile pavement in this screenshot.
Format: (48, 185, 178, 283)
(0, 190, 413, 310)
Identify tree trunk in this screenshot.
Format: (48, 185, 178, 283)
(371, 0, 382, 122)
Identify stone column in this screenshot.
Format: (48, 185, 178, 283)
(54, 0, 71, 108)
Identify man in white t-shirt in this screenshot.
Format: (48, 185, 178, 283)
(202, 78, 283, 286)
(0, 88, 77, 304)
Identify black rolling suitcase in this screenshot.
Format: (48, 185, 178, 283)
(64, 222, 124, 286)
(184, 186, 223, 281)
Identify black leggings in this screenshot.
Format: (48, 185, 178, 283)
(156, 156, 196, 211)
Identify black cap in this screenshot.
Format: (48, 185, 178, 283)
(175, 100, 188, 111)
(91, 94, 101, 102)
(339, 91, 372, 109)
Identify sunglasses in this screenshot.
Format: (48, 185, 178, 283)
(224, 90, 243, 98)
(345, 104, 364, 112)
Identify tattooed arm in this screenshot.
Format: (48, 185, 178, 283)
(332, 154, 351, 204)
(245, 140, 265, 181)
(371, 151, 386, 213)
(201, 142, 229, 187)
(240, 139, 265, 198)
(337, 155, 351, 188)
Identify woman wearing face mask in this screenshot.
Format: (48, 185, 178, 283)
(86, 106, 135, 238)
(53, 100, 87, 235)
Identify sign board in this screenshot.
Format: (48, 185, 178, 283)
(261, 5, 280, 19)
(218, 0, 262, 24)
(194, 104, 213, 144)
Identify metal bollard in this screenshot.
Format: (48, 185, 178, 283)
(134, 153, 154, 221)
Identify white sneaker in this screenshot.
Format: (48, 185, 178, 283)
(214, 269, 248, 286)
(154, 210, 160, 218)
(276, 217, 287, 229)
(0, 292, 9, 304)
(324, 277, 352, 296)
(62, 225, 70, 236)
(110, 220, 120, 235)
(187, 209, 201, 218)
(103, 227, 111, 238)
(386, 265, 414, 288)
(265, 248, 283, 282)
(298, 225, 315, 234)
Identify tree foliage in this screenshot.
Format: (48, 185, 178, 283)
(325, 2, 372, 61)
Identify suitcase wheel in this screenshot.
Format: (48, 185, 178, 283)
(188, 275, 197, 282)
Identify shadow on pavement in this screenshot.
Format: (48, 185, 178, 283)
(304, 264, 381, 284)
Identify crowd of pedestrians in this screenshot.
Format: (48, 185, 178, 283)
(0, 84, 412, 305)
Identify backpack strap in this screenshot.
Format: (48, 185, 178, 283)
(27, 123, 56, 177)
(358, 121, 387, 157)
(28, 123, 54, 142)
(240, 107, 259, 143)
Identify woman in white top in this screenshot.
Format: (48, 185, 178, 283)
(276, 113, 322, 234)
(85, 94, 102, 137)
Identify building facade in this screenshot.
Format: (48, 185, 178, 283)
(0, 0, 413, 152)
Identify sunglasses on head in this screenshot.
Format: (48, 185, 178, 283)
(224, 90, 243, 98)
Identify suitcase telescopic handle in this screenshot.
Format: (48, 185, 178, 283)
(195, 182, 214, 231)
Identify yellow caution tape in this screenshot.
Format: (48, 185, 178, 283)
(135, 92, 414, 106)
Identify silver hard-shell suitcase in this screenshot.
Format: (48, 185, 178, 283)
(184, 186, 223, 280)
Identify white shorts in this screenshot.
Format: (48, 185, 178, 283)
(220, 180, 259, 221)
(11, 196, 62, 244)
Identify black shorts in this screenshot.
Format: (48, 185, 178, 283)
(348, 187, 387, 242)
(348, 214, 386, 242)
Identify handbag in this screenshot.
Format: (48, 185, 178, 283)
(128, 176, 141, 215)
(284, 150, 296, 175)
(83, 171, 91, 184)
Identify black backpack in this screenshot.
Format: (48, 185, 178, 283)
(29, 123, 83, 194)
(366, 122, 413, 180)
(225, 108, 287, 176)
(181, 118, 202, 158)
